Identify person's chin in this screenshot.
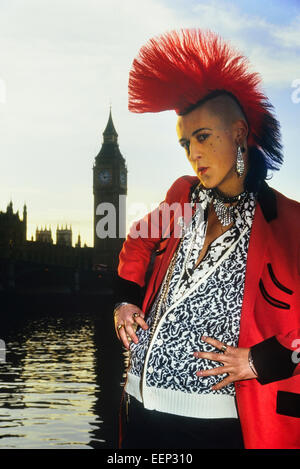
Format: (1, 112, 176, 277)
(198, 177, 215, 189)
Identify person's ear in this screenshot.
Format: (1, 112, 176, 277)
(233, 119, 248, 144)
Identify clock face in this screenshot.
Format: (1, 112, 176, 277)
(120, 171, 126, 186)
(98, 169, 112, 184)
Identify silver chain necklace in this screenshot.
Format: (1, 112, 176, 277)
(212, 188, 248, 226)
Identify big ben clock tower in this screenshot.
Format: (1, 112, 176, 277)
(93, 109, 127, 269)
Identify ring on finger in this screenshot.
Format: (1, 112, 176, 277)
(132, 312, 140, 320)
(117, 324, 124, 331)
(220, 344, 227, 353)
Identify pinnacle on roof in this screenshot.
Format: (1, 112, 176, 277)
(103, 108, 118, 143)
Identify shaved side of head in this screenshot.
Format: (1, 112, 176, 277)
(201, 93, 248, 131)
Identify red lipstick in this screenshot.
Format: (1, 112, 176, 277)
(198, 167, 208, 174)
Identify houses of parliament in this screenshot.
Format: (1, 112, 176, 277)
(0, 110, 127, 292)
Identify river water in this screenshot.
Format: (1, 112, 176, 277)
(0, 302, 124, 449)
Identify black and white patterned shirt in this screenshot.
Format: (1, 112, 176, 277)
(125, 184, 257, 418)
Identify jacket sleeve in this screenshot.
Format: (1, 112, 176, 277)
(117, 177, 190, 286)
(251, 242, 300, 384)
(113, 203, 163, 308)
(251, 330, 300, 384)
(117, 203, 164, 288)
(115, 176, 193, 307)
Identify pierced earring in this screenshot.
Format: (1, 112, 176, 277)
(236, 145, 245, 178)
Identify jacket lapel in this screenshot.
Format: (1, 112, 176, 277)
(238, 181, 277, 346)
(143, 181, 195, 312)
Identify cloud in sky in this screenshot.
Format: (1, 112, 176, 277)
(185, 1, 300, 86)
(272, 15, 300, 47)
(0, 0, 299, 246)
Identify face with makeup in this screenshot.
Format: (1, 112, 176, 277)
(176, 95, 249, 196)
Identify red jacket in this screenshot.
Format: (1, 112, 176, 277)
(118, 176, 300, 449)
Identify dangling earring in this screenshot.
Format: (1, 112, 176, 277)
(236, 145, 245, 178)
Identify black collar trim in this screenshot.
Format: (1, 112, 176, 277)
(257, 180, 277, 222)
(189, 179, 277, 223)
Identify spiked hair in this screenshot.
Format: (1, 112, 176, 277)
(129, 29, 283, 177)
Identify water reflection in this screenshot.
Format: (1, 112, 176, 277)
(0, 309, 122, 449)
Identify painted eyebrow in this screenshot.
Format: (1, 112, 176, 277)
(179, 127, 212, 143)
(192, 127, 212, 136)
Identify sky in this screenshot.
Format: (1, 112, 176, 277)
(0, 0, 299, 247)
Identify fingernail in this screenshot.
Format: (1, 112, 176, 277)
(202, 335, 207, 340)
(196, 371, 203, 376)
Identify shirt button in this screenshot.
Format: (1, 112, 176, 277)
(148, 366, 154, 373)
(156, 339, 163, 346)
(168, 313, 176, 322)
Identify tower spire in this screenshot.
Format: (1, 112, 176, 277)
(103, 107, 118, 144)
(94, 106, 125, 163)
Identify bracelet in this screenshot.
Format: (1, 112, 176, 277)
(113, 302, 130, 316)
(248, 349, 258, 377)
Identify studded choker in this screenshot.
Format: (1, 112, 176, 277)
(211, 188, 248, 226)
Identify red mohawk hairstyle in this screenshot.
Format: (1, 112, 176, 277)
(129, 29, 283, 173)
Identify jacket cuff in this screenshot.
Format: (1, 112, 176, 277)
(251, 336, 298, 385)
(113, 275, 143, 309)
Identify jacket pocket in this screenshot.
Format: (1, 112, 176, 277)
(259, 279, 290, 310)
(267, 263, 294, 295)
(277, 391, 300, 418)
